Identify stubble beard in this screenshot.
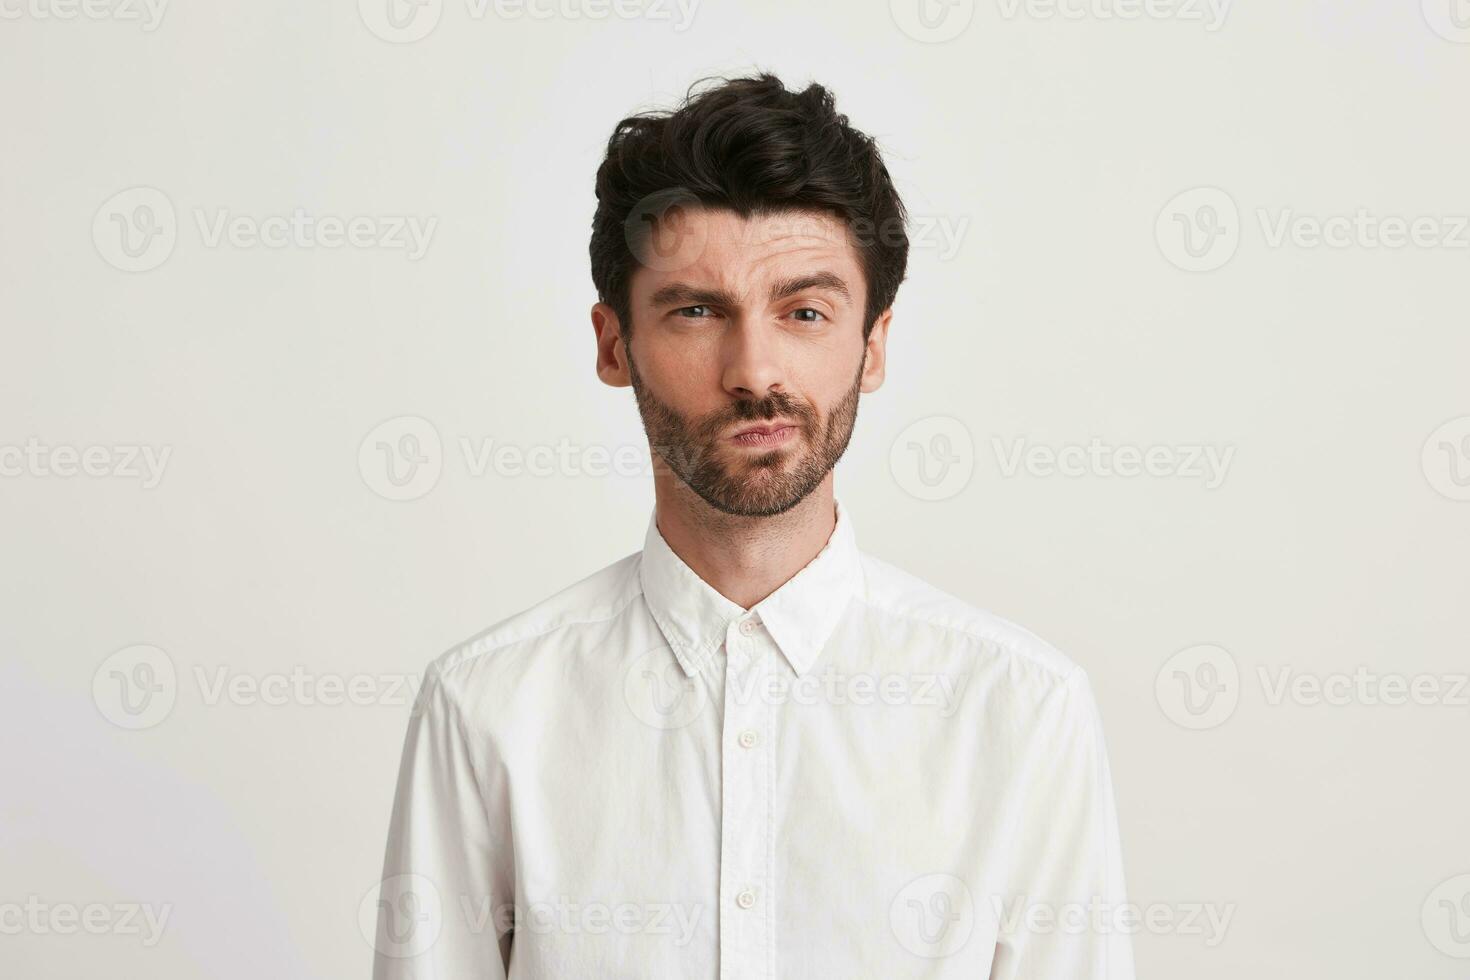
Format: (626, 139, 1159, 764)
(626, 348, 864, 518)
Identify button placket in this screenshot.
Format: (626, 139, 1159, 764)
(717, 617, 772, 978)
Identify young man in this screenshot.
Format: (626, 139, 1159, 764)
(373, 74, 1134, 979)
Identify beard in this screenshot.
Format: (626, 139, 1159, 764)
(626, 350, 864, 518)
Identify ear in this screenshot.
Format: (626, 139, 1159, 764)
(860, 307, 892, 393)
(592, 302, 631, 388)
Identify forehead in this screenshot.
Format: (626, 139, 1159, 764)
(629, 205, 862, 297)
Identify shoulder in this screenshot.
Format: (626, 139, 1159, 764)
(855, 551, 1084, 688)
(424, 549, 644, 687)
(853, 552, 1106, 741)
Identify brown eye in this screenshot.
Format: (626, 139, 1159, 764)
(790, 308, 825, 323)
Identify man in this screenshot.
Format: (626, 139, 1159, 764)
(373, 73, 1134, 979)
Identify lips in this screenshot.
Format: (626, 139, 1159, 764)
(727, 420, 801, 449)
(731, 422, 796, 438)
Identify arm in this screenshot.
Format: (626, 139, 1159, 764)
(990, 668, 1135, 980)
(372, 662, 514, 980)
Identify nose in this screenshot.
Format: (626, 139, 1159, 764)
(720, 318, 786, 401)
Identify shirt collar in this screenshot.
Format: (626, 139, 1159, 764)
(638, 496, 864, 678)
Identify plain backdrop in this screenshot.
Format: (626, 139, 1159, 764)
(3, 1, 1468, 977)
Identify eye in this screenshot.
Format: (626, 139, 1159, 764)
(675, 305, 714, 319)
(789, 308, 826, 324)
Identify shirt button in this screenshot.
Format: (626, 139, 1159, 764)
(739, 619, 757, 636)
(738, 730, 759, 749)
(736, 889, 756, 909)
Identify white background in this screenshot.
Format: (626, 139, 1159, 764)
(3, 0, 1469, 976)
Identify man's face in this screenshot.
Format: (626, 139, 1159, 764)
(594, 205, 889, 517)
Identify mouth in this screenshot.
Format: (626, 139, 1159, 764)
(728, 421, 800, 449)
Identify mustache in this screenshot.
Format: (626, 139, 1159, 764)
(695, 393, 815, 439)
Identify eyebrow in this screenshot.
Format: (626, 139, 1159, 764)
(648, 271, 852, 310)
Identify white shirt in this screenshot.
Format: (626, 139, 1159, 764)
(373, 497, 1134, 979)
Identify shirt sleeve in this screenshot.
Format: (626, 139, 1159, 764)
(990, 667, 1136, 980)
(372, 662, 513, 980)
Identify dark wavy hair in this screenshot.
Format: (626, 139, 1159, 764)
(590, 72, 909, 342)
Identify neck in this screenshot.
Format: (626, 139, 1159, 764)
(650, 472, 837, 611)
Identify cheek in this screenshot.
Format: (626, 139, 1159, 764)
(801, 356, 863, 410)
(640, 345, 720, 408)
